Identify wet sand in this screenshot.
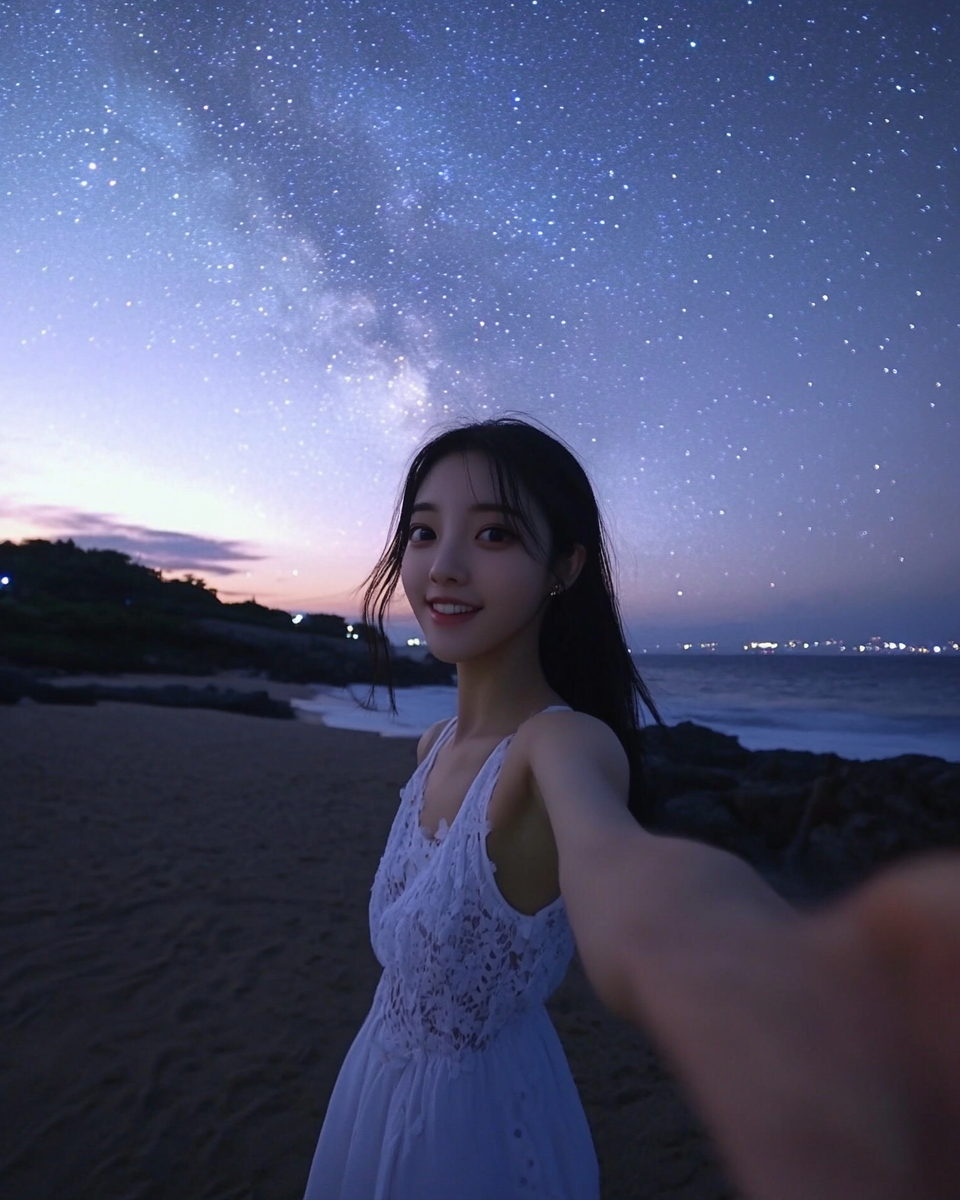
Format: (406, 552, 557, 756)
(0, 699, 731, 1200)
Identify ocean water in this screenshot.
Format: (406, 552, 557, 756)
(640, 654, 960, 763)
(292, 655, 960, 763)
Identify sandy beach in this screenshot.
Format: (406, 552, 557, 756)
(1, 696, 731, 1200)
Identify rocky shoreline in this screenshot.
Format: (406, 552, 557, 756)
(643, 720, 960, 900)
(0, 668, 299, 720)
(0, 664, 440, 719)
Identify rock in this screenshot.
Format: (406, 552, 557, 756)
(640, 723, 959, 896)
(21, 681, 295, 719)
(842, 811, 908, 863)
(805, 825, 854, 880)
(642, 721, 751, 769)
(657, 790, 746, 846)
(647, 762, 739, 804)
(929, 768, 960, 822)
(726, 783, 809, 849)
(803, 772, 847, 828)
(751, 748, 841, 786)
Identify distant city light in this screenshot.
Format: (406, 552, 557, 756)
(0, 575, 9, 586)
(291, 613, 304, 625)
(396, 627, 958, 657)
(722, 637, 959, 656)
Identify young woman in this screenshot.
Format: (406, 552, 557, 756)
(303, 417, 960, 1200)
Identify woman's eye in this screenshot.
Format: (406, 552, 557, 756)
(408, 526, 435, 542)
(478, 526, 514, 544)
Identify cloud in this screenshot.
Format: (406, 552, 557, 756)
(0, 501, 262, 576)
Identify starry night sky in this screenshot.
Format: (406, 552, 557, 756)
(2, 0, 957, 645)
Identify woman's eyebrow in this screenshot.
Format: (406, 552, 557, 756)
(410, 501, 521, 517)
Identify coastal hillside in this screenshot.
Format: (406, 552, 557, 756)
(0, 539, 451, 686)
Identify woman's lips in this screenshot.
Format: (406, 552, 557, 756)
(427, 602, 481, 627)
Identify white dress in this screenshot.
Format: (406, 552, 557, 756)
(303, 707, 600, 1199)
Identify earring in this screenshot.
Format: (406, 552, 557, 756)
(550, 583, 563, 597)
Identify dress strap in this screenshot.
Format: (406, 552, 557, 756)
(421, 715, 457, 773)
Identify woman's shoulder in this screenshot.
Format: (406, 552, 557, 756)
(416, 717, 452, 765)
(513, 708, 632, 831)
(520, 706, 627, 764)
(518, 700, 624, 748)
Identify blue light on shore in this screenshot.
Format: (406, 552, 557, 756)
(291, 613, 304, 625)
(0, 575, 9, 586)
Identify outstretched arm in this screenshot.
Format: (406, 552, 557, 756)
(527, 711, 956, 1200)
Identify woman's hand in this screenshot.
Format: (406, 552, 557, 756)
(797, 851, 960, 1200)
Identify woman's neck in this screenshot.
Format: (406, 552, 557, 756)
(452, 639, 559, 741)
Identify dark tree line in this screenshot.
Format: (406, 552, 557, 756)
(0, 540, 450, 685)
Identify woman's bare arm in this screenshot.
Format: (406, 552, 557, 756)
(526, 710, 912, 1200)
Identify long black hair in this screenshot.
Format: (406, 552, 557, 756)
(360, 416, 662, 822)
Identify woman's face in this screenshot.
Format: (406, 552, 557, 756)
(400, 451, 555, 665)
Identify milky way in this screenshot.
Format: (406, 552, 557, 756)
(1, 1, 957, 642)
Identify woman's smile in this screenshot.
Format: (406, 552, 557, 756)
(428, 603, 482, 626)
(425, 595, 484, 625)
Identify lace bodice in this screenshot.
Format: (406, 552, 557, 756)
(368, 709, 575, 1069)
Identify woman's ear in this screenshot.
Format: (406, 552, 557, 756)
(556, 543, 587, 591)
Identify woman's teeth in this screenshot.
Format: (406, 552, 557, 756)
(432, 603, 476, 614)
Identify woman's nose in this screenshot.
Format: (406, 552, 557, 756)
(428, 539, 468, 584)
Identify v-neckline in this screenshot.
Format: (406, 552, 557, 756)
(415, 705, 571, 845)
(416, 718, 509, 845)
